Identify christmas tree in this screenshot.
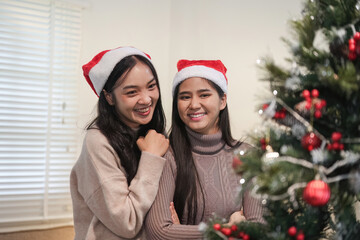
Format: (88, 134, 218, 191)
(203, 1, 360, 239)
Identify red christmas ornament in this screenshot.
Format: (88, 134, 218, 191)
(280, 112, 286, 119)
(354, 32, 360, 41)
(339, 143, 344, 150)
(332, 142, 340, 150)
(331, 132, 342, 142)
(314, 110, 322, 118)
(260, 138, 267, 150)
(349, 43, 356, 51)
(238, 232, 245, 238)
(232, 156, 243, 169)
(243, 234, 250, 240)
(348, 51, 357, 60)
(302, 89, 310, 98)
(213, 223, 221, 231)
(230, 224, 238, 232)
(297, 232, 305, 240)
(221, 227, 232, 236)
(320, 99, 326, 108)
(356, 45, 360, 55)
(348, 34, 360, 60)
(287, 226, 297, 236)
(303, 180, 331, 206)
(274, 112, 281, 119)
(314, 102, 322, 110)
(329, 132, 344, 151)
(311, 89, 319, 98)
(301, 132, 321, 151)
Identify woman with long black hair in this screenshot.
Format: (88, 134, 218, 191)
(70, 46, 169, 240)
(145, 59, 264, 239)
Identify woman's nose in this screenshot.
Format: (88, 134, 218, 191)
(138, 92, 151, 105)
(189, 97, 200, 109)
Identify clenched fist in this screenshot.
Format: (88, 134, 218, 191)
(227, 210, 246, 226)
(136, 129, 169, 157)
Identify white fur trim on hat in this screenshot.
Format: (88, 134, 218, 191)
(87, 47, 151, 96)
(172, 65, 227, 95)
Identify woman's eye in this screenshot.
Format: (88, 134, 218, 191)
(126, 90, 136, 95)
(179, 95, 190, 100)
(148, 83, 157, 89)
(200, 94, 210, 98)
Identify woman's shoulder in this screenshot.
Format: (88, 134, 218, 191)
(84, 126, 103, 138)
(77, 127, 120, 170)
(83, 127, 110, 149)
(237, 141, 254, 152)
(225, 140, 254, 154)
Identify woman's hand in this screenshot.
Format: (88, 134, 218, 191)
(169, 202, 180, 224)
(136, 130, 169, 157)
(227, 210, 246, 226)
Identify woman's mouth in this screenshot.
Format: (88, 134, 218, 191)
(135, 106, 151, 116)
(188, 112, 206, 121)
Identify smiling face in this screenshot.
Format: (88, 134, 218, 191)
(176, 77, 227, 135)
(104, 60, 159, 128)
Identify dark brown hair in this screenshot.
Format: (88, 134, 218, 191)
(88, 55, 166, 184)
(170, 80, 240, 224)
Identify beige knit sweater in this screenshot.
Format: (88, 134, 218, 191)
(145, 129, 264, 239)
(70, 128, 166, 240)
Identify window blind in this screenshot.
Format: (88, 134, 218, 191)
(0, 0, 82, 232)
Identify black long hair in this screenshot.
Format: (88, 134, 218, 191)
(87, 55, 166, 184)
(170, 80, 241, 224)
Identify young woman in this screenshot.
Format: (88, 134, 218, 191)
(70, 46, 169, 240)
(145, 59, 264, 239)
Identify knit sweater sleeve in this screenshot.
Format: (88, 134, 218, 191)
(74, 129, 166, 239)
(144, 150, 203, 240)
(239, 143, 266, 224)
(243, 189, 266, 224)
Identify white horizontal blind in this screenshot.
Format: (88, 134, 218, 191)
(0, 0, 82, 231)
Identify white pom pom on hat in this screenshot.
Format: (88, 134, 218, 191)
(82, 46, 152, 97)
(172, 59, 228, 95)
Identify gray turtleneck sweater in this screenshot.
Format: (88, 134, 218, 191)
(145, 128, 264, 239)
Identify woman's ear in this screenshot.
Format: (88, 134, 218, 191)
(103, 90, 115, 106)
(220, 93, 227, 110)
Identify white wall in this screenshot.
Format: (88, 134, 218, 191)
(78, 0, 303, 140)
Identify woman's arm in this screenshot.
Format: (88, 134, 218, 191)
(243, 190, 266, 224)
(75, 130, 167, 238)
(144, 151, 203, 240)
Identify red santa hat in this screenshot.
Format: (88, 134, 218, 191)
(172, 59, 228, 95)
(82, 46, 152, 97)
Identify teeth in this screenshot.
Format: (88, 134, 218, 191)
(190, 113, 205, 118)
(136, 107, 150, 113)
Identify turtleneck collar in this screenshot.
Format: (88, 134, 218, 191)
(132, 127, 140, 133)
(185, 126, 225, 155)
